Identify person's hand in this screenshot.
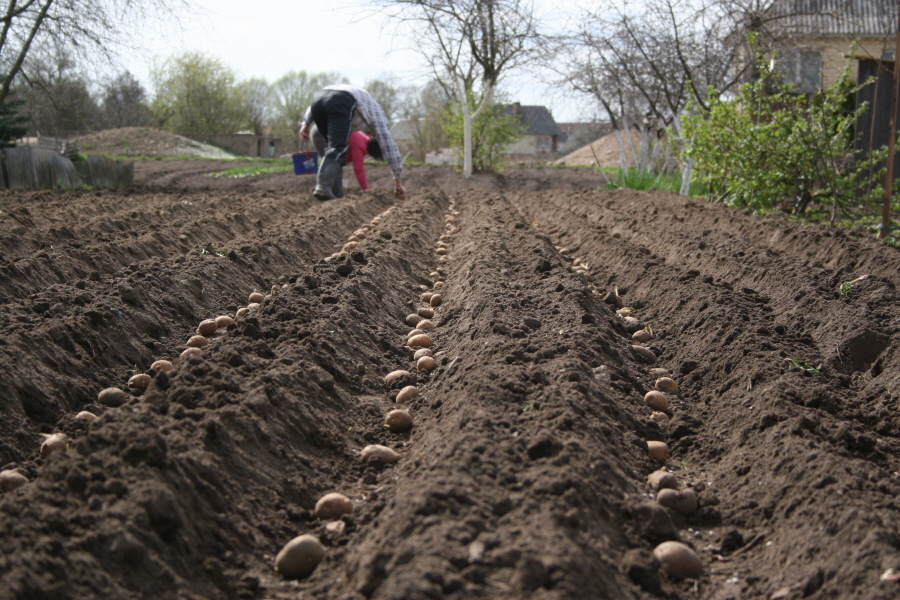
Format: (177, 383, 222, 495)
(299, 123, 310, 142)
(394, 178, 406, 200)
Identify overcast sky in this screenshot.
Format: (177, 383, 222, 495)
(121, 0, 594, 122)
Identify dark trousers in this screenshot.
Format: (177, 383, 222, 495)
(309, 89, 356, 165)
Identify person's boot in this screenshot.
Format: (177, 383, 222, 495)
(313, 157, 343, 201)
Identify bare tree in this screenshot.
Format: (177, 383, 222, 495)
(0, 0, 188, 106)
(237, 77, 271, 136)
(373, 0, 542, 178)
(270, 70, 346, 152)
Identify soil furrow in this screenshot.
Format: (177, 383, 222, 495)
(0, 165, 898, 600)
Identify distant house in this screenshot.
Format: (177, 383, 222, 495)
(500, 103, 563, 160)
(765, 0, 896, 91)
(763, 0, 897, 175)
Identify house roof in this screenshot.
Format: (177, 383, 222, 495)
(500, 104, 562, 136)
(767, 0, 896, 37)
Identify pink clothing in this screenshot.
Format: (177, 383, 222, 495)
(347, 131, 370, 190)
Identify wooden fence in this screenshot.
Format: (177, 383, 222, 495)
(0, 147, 133, 190)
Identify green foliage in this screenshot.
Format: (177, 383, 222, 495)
(682, 54, 887, 219)
(443, 93, 521, 172)
(785, 358, 820, 376)
(150, 52, 247, 135)
(0, 77, 28, 147)
(606, 166, 707, 196)
(209, 161, 292, 178)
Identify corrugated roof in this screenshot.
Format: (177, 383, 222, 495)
(767, 0, 897, 36)
(500, 105, 562, 136)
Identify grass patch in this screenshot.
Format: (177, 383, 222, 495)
(209, 161, 293, 178)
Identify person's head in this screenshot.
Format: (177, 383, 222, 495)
(367, 138, 383, 161)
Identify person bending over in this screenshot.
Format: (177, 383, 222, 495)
(309, 125, 383, 197)
(299, 84, 405, 201)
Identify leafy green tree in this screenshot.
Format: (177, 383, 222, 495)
(0, 77, 28, 146)
(682, 57, 887, 223)
(444, 92, 521, 172)
(150, 52, 246, 135)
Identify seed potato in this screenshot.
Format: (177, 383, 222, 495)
(360, 444, 401, 464)
(396, 386, 418, 403)
(384, 410, 413, 432)
(413, 348, 433, 360)
(420, 292, 433, 303)
(408, 334, 433, 348)
(652, 541, 703, 579)
(656, 377, 679, 394)
(435, 248, 448, 255)
(384, 370, 411, 386)
(128, 373, 151, 391)
(417, 356, 437, 371)
(75, 410, 98, 423)
(98, 387, 127, 407)
(651, 411, 670, 425)
(433, 281, 444, 289)
(180, 347, 201, 359)
(41, 433, 69, 457)
(648, 470, 679, 492)
(236, 307, 250, 318)
(152, 359, 174, 372)
(417, 308, 435, 318)
(430, 271, 440, 280)
(314, 493, 354, 520)
(406, 329, 425, 339)
(197, 319, 218, 336)
(247, 302, 260, 310)
(187, 335, 208, 348)
(0, 470, 28, 492)
(405, 313, 423, 326)
(644, 391, 668, 412)
(274, 534, 325, 579)
(657, 488, 698, 516)
(633, 329, 653, 343)
(215, 315, 234, 328)
(430, 294, 443, 307)
(417, 320, 435, 330)
(648, 368, 669, 378)
(647, 440, 669, 464)
(249, 292, 265, 303)
(632, 346, 657, 363)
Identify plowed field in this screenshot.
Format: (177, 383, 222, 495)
(1, 162, 899, 600)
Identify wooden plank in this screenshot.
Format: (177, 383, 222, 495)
(4, 147, 38, 190)
(88, 155, 117, 189)
(48, 153, 83, 188)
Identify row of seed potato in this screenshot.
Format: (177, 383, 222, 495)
(275, 205, 399, 580)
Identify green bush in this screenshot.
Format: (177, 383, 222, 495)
(681, 53, 887, 221)
(443, 93, 521, 173)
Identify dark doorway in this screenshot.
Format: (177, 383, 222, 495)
(856, 58, 899, 181)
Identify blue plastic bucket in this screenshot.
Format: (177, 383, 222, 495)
(292, 151, 318, 175)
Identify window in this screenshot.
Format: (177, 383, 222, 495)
(772, 48, 822, 94)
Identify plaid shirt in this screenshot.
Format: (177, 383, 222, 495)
(304, 84, 403, 179)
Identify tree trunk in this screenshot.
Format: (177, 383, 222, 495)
(639, 119, 650, 171)
(612, 128, 628, 172)
(457, 76, 493, 180)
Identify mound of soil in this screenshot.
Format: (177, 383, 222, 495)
(559, 130, 641, 167)
(77, 127, 235, 159)
(0, 161, 899, 600)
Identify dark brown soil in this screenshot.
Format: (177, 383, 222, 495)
(1, 161, 899, 600)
